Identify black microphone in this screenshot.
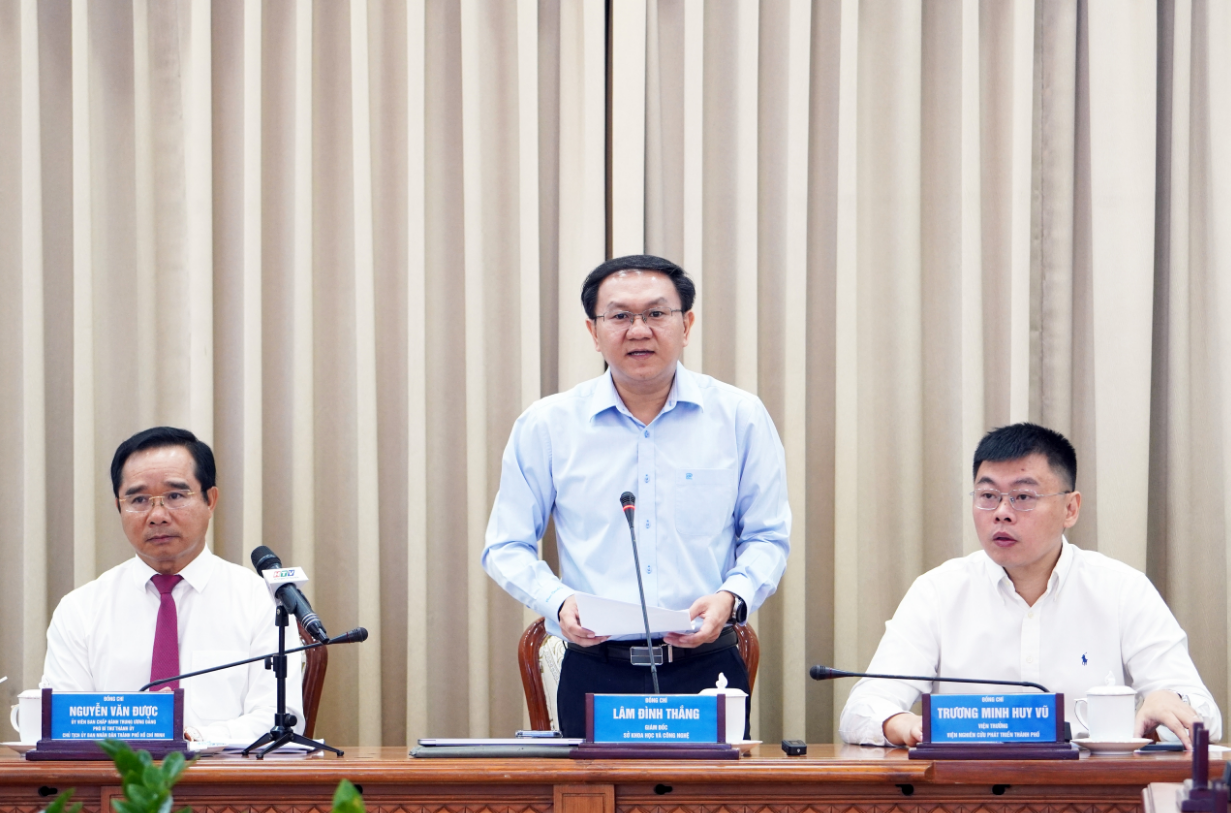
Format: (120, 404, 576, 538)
(809, 664, 1049, 693)
(251, 546, 329, 643)
(620, 491, 660, 694)
(327, 627, 369, 645)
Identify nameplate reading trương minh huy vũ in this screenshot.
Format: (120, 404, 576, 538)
(925, 693, 1062, 743)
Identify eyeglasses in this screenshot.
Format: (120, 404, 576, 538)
(595, 308, 683, 331)
(119, 491, 200, 514)
(970, 489, 1071, 512)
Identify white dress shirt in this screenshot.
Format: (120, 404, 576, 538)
(42, 547, 304, 744)
(482, 363, 791, 640)
(839, 540, 1220, 745)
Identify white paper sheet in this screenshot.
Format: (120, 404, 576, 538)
(573, 592, 699, 636)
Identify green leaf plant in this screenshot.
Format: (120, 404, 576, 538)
(97, 740, 191, 813)
(39, 740, 365, 813)
(331, 779, 366, 813)
(40, 789, 82, 813)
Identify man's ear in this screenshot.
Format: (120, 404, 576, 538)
(1063, 491, 1082, 528)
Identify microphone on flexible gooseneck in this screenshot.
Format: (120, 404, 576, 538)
(809, 664, 1050, 693)
(251, 546, 329, 643)
(621, 491, 660, 695)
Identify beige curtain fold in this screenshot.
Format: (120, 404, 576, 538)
(0, 0, 1228, 746)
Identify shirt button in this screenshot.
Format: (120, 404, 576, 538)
(1026, 655, 1034, 664)
(1027, 611, 1034, 619)
(644, 474, 649, 483)
(645, 519, 650, 529)
(644, 430, 649, 438)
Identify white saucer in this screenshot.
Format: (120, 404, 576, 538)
(733, 739, 762, 756)
(1072, 737, 1152, 755)
(0, 742, 35, 753)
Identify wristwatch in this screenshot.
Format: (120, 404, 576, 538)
(729, 594, 747, 624)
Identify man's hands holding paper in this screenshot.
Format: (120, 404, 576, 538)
(562, 591, 727, 643)
(663, 591, 735, 648)
(558, 594, 610, 646)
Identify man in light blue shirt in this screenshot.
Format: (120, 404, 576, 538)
(483, 254, 791, 737)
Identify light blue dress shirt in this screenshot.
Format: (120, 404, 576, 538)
(482, 363, 791, 640)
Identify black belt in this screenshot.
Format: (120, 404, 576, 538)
(566, 626, 738, 666)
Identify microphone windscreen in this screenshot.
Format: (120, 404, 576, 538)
(620, 491, 635, 509)
(251, 545, 280, 573)
(809, 664, 834, 681)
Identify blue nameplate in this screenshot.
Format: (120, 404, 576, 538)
(50, 692, 177, 741)
(588, 694, 724, 744)
(925, 693, 1062, 743)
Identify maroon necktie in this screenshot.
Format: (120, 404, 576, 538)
(150, 574, 184, 690)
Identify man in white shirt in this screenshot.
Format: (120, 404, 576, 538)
(41, 427, 303, 744)
(840, 422, 1219, 749)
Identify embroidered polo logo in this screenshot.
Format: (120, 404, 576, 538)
(1082, 652, 1088, 666)
(685, 472, 693, 480)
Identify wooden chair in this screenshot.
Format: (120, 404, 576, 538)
(518, 617, 761, 732)
(296, 619, 329, 738)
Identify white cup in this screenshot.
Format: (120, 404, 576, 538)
(700, 673, 748, 743)
(1074, 684, 1136, 741)
(9, 689, 42, 744)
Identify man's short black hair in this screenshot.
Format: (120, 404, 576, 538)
(110, 426, 217, 500)
(972, 422, 1078, 490)
(580, 254, 696, 319)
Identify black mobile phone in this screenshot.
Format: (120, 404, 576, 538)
(781, 738, 808, 756)
(1138, 742, 1185, 752)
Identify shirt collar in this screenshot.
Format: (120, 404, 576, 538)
(672, 363, 703, 408)
(982, 535, 1075, 599)
(1048, 536, 1076, 594)
(130, 545, 218, 593)
(587, 362, 699, 422)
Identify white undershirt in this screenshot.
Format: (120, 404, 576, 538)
(839, 540, 1221, 745)
(41, 547, 304, 744)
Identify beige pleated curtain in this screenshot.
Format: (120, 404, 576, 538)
(0, 0, 1228, 746)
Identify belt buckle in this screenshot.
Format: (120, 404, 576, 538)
(629, 645, 664, 666)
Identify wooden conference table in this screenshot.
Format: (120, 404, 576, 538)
(0, 743, 1210, 813)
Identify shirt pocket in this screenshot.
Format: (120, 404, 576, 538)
(675, 468, 737, 537)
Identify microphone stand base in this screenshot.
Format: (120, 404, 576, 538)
(242, 728, 344, 759)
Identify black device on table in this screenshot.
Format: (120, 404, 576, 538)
(1140, 741, 1185, 752)
(781, 739, 807, 756)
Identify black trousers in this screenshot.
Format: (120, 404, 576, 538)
(556, 644, 751, 739)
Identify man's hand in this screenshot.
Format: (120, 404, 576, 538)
(883, 712, 924, 747)
(663, 591, 735, 648)
(557, 594, 609, 647)
(1136, 690, 1202, 749)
